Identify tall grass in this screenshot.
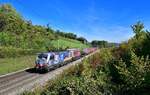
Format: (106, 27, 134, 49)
(0, 55, 35, 75)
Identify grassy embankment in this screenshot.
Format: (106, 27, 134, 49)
(0, 55, 35, 75)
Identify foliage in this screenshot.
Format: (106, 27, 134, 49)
(0, 4, 56, 49)
(91, 40, 108, 48)
(112, 51, 150, 94)
(55, 30, 88, 44)
(91, 40, 118, 48)
(108, 22, 150, 94)
(131, 21, 145, 39)
(76, 37, 88, 44)
(56, 30, 77, 39)
(127, 21, 150, 57)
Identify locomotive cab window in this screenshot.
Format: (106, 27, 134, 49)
(50, 55, 54, 60)
(38, 53, 48, 59)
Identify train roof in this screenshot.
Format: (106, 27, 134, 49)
(36, 52, 54, 55)
(67, 48, 79, 51)
(36, 51, 69, 55)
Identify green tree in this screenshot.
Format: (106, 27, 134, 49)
(131, 21, 144, 39)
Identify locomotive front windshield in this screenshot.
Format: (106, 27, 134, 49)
(38, 53, 48, 59)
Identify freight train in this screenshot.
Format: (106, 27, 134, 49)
(35, 48, 97, 72)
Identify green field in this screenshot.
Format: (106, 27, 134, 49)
(51, 38, 90, 50)
(0, 55, 35, 75)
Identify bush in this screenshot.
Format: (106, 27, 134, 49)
(112, 51, 150, 94)
(39, 62, 112, 95)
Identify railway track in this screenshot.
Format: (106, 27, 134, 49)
(0, 69, 40, 95)
(0, 50, 99, 95)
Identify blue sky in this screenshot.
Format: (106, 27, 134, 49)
(1, 0, 150, 42)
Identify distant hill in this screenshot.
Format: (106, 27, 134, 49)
(0, 4, 89, 58)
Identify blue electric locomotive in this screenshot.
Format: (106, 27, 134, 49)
(35, 48, 97, 72)
(35, 51, 72, 72)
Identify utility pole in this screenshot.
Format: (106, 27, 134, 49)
(57, 39, 59, 51)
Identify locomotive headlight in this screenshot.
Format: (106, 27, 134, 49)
(39, 64, 43, 67)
